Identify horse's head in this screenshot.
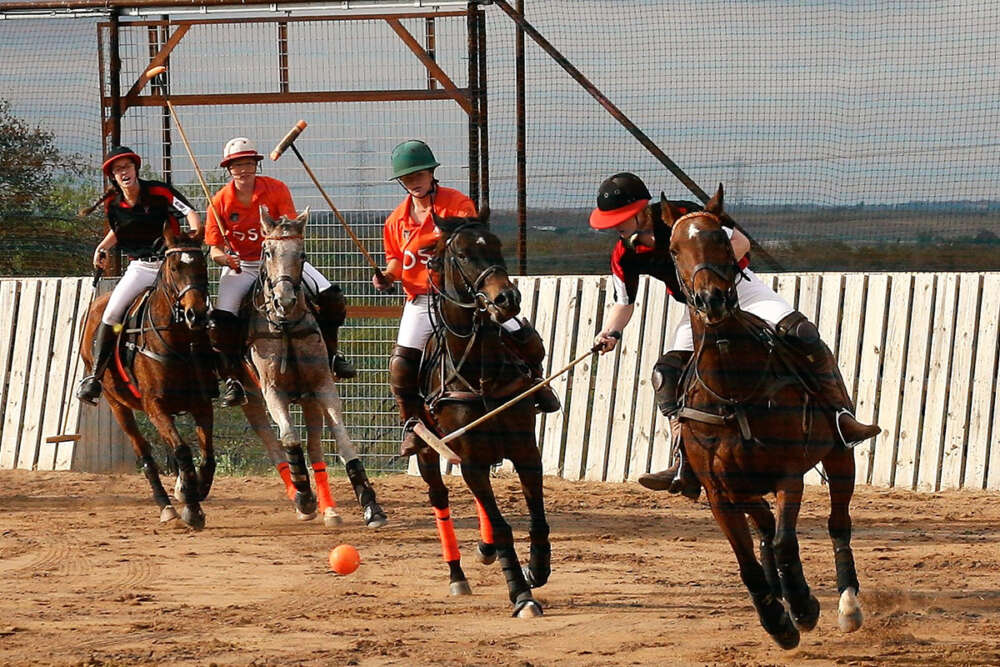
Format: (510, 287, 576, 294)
(260, 207, 308, 323)
(431, 207, 520, 324)
(667, 184, 740, 326)
(161, 222, 209, 330)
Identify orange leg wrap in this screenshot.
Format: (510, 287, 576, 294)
(474, 498, 494, 545)
(276, 462, 296, 501)
(433, 506, 461, 562)
(312, 462, 335, 511)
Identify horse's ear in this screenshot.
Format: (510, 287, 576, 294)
(433, 212, 459, 234)
(260, 206, 275, 235)
(162, 220, 177, 247)
(294, 206, 309, 232)
(478, 206, 490, 227)
(659, 192, 678, 226)
(705, 183, 725, 217)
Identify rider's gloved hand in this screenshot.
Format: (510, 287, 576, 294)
(225, 254, 242, 274)
(594, 330, 621, 354)
(372, 270, 395, 292)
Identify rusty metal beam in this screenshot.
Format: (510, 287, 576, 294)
(385, 17, 471, 114)
(101, 89, 470, 107)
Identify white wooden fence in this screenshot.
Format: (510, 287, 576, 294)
(411, 272, 1000, 492)
(3, 274, 999, 490)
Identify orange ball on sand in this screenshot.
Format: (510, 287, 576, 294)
(329, 544, 361, 575)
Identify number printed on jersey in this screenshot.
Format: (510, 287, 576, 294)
(230, 228, 260, 242)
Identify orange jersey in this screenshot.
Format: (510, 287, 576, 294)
(205, 176, 297, 260)
(383, 186, 477, 299)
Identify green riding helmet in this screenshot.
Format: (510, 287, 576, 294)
(389, 140, 440, 181)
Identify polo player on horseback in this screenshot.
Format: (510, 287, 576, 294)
(76, 146, 204, 404)
(204, 137, 355, 407)
(589, 172, 880, 495)
(373, 140, 560, 457)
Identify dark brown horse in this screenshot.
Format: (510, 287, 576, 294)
(80, 225, 214, 530)
(415, 210, 549, 618)
(666, 186, 863, 648)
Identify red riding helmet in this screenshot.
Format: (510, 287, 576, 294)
(102, 146, 142, 179)
(589, 172, 652, 229)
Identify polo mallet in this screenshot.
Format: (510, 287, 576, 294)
(148, 66, 234, 255)
(412, 344, 603, 465)
(270, 121, 388, 283)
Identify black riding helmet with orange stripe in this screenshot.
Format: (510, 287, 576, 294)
(101, 146, 141, 179)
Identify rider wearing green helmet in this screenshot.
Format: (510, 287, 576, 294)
(374, 140, 560, 458)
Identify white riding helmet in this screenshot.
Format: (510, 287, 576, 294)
(220, 137, 264, 168)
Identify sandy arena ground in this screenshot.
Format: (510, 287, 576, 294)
(1, 469, 998, 666)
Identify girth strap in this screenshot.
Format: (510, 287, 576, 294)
(677, 405, 754, 441)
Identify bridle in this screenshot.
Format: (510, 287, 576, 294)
(256, 231, 308, 330)
(671, 211, 742, 320)
(429, 223, 509, 337)
(156, 245, 210, 325)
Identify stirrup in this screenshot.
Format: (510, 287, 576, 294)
(333, 353, 357, 379)
(220, 377, 247, 407)
(834, 409, 879, 449)
(399, 417, 426, 457)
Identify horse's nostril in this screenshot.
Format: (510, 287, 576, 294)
(496, 293, 507, 306)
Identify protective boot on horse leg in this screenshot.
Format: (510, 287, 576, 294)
(503, 321, 561, 413)
(390, 345, 427, 457)
(637, 349, 701, 499)
(776, 312, 880, 447)
(312, 284, 356, 379)
(76, 321, 117, 404)
(209, 310, 247, 407)
(345, 457, 387, 527)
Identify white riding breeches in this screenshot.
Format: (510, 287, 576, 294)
(102, 259, 162, 325)
(396, 294, 524, 350)
(215, 259, 332, 315)
(668, 267, 794, 352)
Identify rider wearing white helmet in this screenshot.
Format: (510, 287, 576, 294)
(205, 137, 354, 407)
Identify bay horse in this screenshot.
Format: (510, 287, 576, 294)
(416, 209, 549, 618)
(80, 224, 214, 530)
(666, 185, 863, 648)
(238, 208, 386, 528)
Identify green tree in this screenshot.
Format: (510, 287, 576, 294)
(0, 99, 102, 276)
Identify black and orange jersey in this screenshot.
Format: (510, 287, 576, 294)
(106, 179, 192, 258)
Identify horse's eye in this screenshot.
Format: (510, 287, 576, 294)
(263, 249, 270, 258)
(300, 253, 306, 260)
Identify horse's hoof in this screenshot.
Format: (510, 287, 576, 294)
(769, 614, 800, 650)
(512, 597, 543, 618)
(159, 505, 180, 523)
(181, 506, 206, 531)
(477, 541, 497, 565)
(294, 491, 317, 517)
(838, 587, 863, 633)
(449, 580, 472, 596)
(363, 503, 387, 529)
(792, 594, 821, 632)
(296, 509, 318, 521)
(323, 508, 343, 528)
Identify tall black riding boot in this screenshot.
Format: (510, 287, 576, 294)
(637, 349, 700, 498)
(505, 322, 561, 413)
(209, 310, 247, 407)
(313, 284, 356, 379)
(776, 312, 880, 447)
(345, 458, 387, 528)
(76, 322, 117, 405)
(390, 345, 425, 457)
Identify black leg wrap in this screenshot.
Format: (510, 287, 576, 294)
(173, 445, 205, 529)
(834, 542, 860, 594)
(284, 445, 317, 515)
(498, 546, 530, 605)
(197, 456, 216, 502)
(759, 538, 783, 599)
(141, 455, 171, 509)
(751, 589, 799, 649)
(345, 458, 387, 526)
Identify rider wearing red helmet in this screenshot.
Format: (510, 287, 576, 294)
(204, 137, 354, 407)
(590, 172, 880, 496)
(374, 140, 560, 457)
(76, 146, 203, 405)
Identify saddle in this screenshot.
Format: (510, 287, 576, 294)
(419, 326, 535, 415)
(677, 312, 821, 444)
